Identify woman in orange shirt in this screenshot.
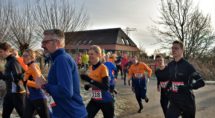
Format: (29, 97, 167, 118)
(81, 45, 114, 118)
(22, 49, 50, 118)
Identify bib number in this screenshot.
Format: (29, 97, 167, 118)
(172, 82, 184, 92)
(92, 90, 102, 100)
(134, 73, 143, 78)
(160, 81, 168, 88)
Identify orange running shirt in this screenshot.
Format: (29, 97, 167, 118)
(88, 64, 109, 83)
(128, 62, 152, 79)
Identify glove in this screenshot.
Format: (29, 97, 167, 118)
(84, 84, 91, 91)
(80, 74, 93, 83)
(178, 85, 191, 93)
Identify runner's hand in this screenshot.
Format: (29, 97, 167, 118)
(84, 84, 91, 91)
(80, 74, 92, 83)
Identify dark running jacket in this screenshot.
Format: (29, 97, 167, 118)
(166, 58, 205, 105)
(0, 55, 25, 93)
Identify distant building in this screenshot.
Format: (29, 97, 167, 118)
(65, 28, 139, 55)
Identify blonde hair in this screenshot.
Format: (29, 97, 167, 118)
(89, 45, 102, 54)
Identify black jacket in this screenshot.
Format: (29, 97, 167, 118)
(0, 55, 25, 93)
(155, 66, 169, 93)
(165, 58, 206, 112)
(167, 58, 205, 91)
(166, 58, 205, 104)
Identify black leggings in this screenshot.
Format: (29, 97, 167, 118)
(136, 95, 143, 109)
(86, 100, 114, 118)
(160, 92, 169, 118)
(166, 100, 195, 118)
(2, 93, 25, 118)
(24, 98, 50, 118)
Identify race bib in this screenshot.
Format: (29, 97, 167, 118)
(160, 81, 168, 88)
(172, 82, 184, 92)
(92, 90, 102, 100)
(134, 73, 144, 78)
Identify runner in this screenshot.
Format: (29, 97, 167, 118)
(0, 42, 26, 118)
(37, 29, 87, 118)
(166, 40, 205, 118)
(121, 54, 128, 85)
(103, 54, 118, 96)
(128, 56, 152, 113)
(11, 49, 28, 72)
(81, 45, 114, 118)
(115, 53, 123, 79)
(82, 50, 89, 70)
(22, 49, 50, 118)
(155, 55, 169, 117)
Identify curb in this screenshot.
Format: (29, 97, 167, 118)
(205, 81, 215, 85)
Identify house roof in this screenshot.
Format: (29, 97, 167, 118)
(65, 28, 137, 47)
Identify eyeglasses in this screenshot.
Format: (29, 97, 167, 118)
(42, 39, 55, 44)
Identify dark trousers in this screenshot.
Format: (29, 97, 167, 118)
(123, 69, 127, 85)
(166, 95, 196, 118)
(2, 92, 25, 118)
(87, 100, 114, 118)
(134, 78, 147, 109)
(135, 95, 143, 110)
(116, 65, 122, 78)
(24, 98, 50, 118)
(160, 92, 169, 118)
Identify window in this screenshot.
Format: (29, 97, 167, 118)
(125, 40, 129, 45)
(83, 40, 87, 44)
(121, 38, 125, 44)
(88, 40, 92, 44)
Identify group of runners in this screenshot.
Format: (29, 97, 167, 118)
(0, 29, 205, 118)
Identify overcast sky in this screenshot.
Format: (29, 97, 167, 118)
(76, 0, 215, 55)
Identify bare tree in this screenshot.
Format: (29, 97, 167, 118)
(1, 0, 89, 53)
(0, 0, 11, 42)
(33, 0, 89, 38)
(152, 0, 215, 59)
(8, 2, 38, 53)
(138, 41, 148, 59)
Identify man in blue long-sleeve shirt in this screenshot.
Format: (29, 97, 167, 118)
(37, 29, 87, 118)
